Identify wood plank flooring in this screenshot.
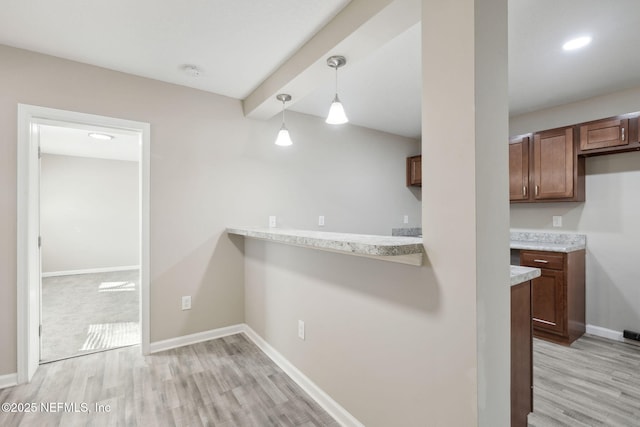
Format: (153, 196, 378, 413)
(529, 334, 640, 427)
(3, 331, 637, 426)
(0, 334, 339, 427)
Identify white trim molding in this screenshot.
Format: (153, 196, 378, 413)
(0, 373, 18, 390)
(242, 325, 364, 427)
(42, 265, 140, 278)
(586, 324, 624, 342)
(149, 324, 246, 354)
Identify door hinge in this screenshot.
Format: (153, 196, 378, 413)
(38, 236, 41, 248)
(38, 146, 41, 159)
(39, 324, 42, 337)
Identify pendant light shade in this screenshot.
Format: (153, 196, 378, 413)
(275, 123, 293, 146)
(326, 94, 348, 125)
(275, 94, 293, 146)
(325, 55, 348, 125)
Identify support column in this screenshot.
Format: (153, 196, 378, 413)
(421, 0, 510, 425)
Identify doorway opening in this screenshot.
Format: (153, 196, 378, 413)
(39, 123, 141, 362)
(17, 105, 150, 382)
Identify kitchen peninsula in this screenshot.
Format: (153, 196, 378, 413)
(229, 226, 540, 427)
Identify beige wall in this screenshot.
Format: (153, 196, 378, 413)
(40, 154, 139, 273)
(244, 0, 510, 425)
(510, 86, 640, 334)
(0, 44, 420, 376)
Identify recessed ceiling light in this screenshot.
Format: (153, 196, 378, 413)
(88, 132, 114, 141)
(563, 36, 592, 51)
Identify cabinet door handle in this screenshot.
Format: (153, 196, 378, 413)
(535, 185, 539, 196)
(523, 186, 527, 197)
(533, 259, 549, 263)
(621, 127, 625, 141)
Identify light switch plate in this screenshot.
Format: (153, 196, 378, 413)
(181, 296, 191, 310)
(318, 215, 325, 226)
(403, 215, 409, 224)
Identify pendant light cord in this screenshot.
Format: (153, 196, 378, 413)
(281, 99, 286, 124)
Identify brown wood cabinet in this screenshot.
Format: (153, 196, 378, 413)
(509, 127, 585, 203)
(532, 127, 584, 201)
(520, 249, 585, 345)
(509, 135, 530, 201)
(511, 280, 533, 427)
(578, 114, 640, 156)
(406, 155, 421, 187)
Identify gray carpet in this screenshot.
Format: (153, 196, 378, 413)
(41, 269, 140, 362)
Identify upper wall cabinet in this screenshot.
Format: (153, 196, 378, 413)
(577, 114, 640, 156)
(532, 127, 584, 202)
(406, 155, 421, 187)
(509, 127, 585, 203)
(509, 135, 530, 201)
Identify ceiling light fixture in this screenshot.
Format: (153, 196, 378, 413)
(88, 132, 114, 141)
(275, 94, 293, 146)
(562, 36, 592, 51)
(325, 55, 348, 125)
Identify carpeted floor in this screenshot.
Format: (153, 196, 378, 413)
(41, 269, 140, 362)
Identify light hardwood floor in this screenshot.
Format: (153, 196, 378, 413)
(0, 334, 339, 427)
(529, 334, 640, 427)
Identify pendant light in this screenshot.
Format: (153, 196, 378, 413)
(325, 55, 348, 125)
(275, 93, 293, 146)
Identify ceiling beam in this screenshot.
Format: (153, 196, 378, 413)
(242, 0, 420, 120)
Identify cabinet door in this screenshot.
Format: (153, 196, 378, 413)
(406, 155, 422, 187)
(579, 117, 629, 152)
(531, 269, 565, 336)
(509, 136, 530, 201)
(533, 127, 575, 199)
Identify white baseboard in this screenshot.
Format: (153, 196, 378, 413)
(586, 324, 624, 341)
(149, 324, 245, 354)
(242, 325, 364, 427)
(0, 373, 18, 389)
(42, 265, 140, 278)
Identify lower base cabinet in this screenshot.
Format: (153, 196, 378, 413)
(520, 249, 585, 345)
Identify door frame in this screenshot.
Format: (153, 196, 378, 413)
(17, 104, 151, 383)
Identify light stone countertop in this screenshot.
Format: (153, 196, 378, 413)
(510, 230, 586, 253)
(226, 227, 424, 266)
(510, 265, 541, 286)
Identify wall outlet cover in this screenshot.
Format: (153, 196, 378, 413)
(268, 216, 276, 228)
(552, 216, 562, 227)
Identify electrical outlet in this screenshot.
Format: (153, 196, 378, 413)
(552, 216, 562, 227)
(181, 296, 191, 310)
(318, 215, 325, 226)
(268, 216, 276, 228)
(403, 215, 409, 224)
(298, 320, 305, 340)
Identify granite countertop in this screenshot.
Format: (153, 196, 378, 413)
(510, 265, 541, 286)
(510, 230, 586, 253)
(227, 227, 424, 266)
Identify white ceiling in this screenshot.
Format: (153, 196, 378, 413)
(40, 124, 140, 162)
(2, 0, 640, 140)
